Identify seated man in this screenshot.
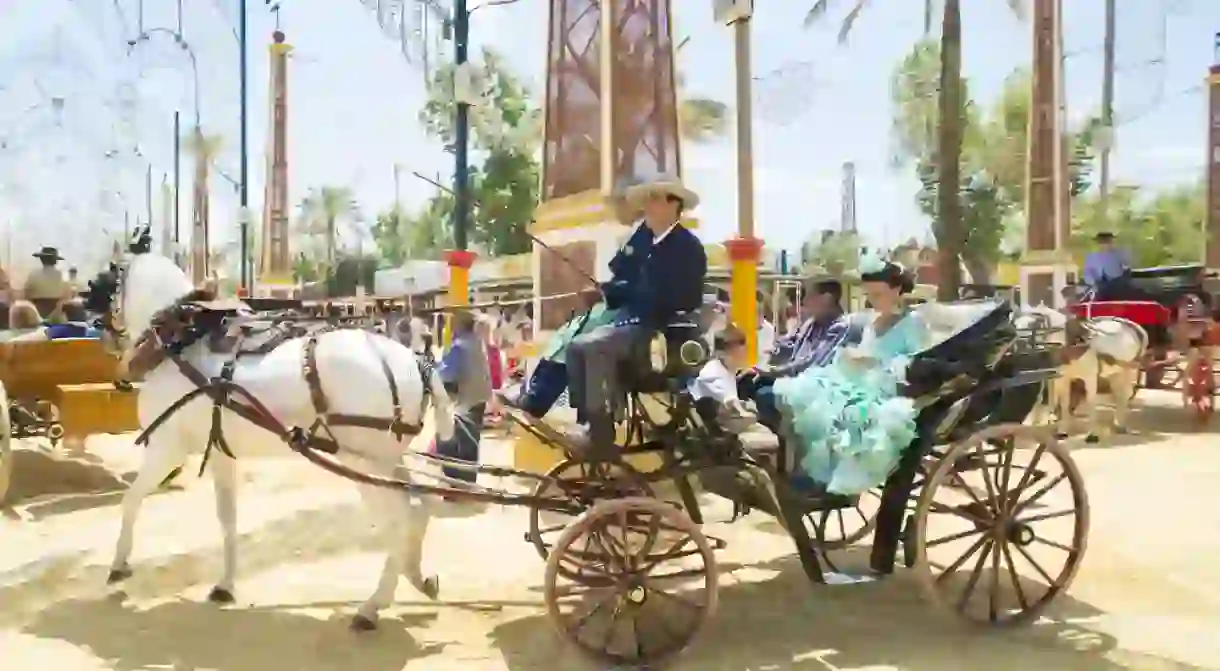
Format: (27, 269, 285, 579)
(1083, 231, 1135, 300)
(739, 278, 854, 432)
(564, 176, 708, 458)
(509, 179, 661, 418)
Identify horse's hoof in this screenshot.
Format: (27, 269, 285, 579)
(106, 567, 133, 584)
(1085, 434, 1100, 444)
(349, 614, 378, 632)
(420, 575, 440, 600)
(1054, 432, 1069, 440)
(207, 586, 236, 604)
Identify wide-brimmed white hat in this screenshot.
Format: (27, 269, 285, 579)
(624, 174, 700, 211)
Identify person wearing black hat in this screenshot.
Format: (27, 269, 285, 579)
(1082, 231, 1131, 299)
(23, 246, 68, 319)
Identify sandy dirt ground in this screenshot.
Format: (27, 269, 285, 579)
(1, 390, 1219, 671)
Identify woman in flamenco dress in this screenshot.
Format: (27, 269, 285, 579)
(773, 252, 931, 496)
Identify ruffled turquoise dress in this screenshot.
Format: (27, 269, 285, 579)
(772, 310, 930, 495)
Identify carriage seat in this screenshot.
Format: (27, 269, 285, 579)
(904, 299, 1015, 398)
(620, 311, 710, 394)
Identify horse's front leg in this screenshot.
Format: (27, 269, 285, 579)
(351, 479, 439, 631)
(1082, 366, 1101, 444)
(1053, 374, 1072, 439)
(109, 432, 188, 584)
(208, 452, 238, 603)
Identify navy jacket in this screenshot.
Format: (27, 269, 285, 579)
(609, 224, 707, 328)
(603, 223, 655, 309)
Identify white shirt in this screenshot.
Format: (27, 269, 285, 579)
(650, 221, 679, 245)
(757, 318, 776, 362)
(690, 358, 738, 403)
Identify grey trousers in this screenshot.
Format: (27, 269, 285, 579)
(566, 323, 646, 424)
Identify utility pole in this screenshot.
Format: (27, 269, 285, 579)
(453, 0, 470, 252)
(145, 164, 153, 231)
(1098, 0, 1116, 226)
(239, 0, 251, 290)
(173, 110, 181, 259)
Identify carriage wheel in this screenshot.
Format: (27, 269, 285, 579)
(544, 497, 718, 667)
(528, 459, 654, 575)
(1184, 356, 1215, 423)
(911, 424, 1089, 626)
(0, 394, 12, 505)
(808, 488, 882, 550)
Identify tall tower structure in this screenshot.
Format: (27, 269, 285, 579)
(258, 30, 293, 296)
(1206, 33, 1220, 270)
(532, 0, 683, 331)
(840, 161, 857, 234)
(189, 128, 210, 285)
(1020, 0, 1070, 307)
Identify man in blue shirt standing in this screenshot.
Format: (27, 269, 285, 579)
(1083, 231, 1131, 298)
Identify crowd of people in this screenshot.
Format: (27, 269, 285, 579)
(0, 245, 99, 341)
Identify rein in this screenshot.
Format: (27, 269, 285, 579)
(128, 300, 435, 477)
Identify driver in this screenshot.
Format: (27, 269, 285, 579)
(564, 175, 708, 459)
(1083, 231, 1131, 299)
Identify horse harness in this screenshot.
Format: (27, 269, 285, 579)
(129, 297, 435, 476)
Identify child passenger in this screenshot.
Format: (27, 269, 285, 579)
(690, 324, 759, 434)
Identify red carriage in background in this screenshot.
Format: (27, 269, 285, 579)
(1067, 264, 1220, 421)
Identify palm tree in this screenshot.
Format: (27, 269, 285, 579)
(297, 185, 360, 276)
(805, 0, 1023, 299)
(185, 128, 223, 285)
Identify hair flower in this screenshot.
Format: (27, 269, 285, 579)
(858, 250, 888, 274)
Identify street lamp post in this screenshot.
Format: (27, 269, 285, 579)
(239, 0, 251, 291)
(443, 0, 477, 346)
(716, 0, 763, 365)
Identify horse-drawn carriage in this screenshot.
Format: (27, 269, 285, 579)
(1066, 264, 1220, 420)
(503, 298, 1086, 665)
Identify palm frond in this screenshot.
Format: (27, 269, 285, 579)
(803, 0, 833, 29)
(837, 0, 870, 44)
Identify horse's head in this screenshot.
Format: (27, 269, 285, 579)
(87, 251, 194, 357)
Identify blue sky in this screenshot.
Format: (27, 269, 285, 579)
(0, 0, 1217, 273)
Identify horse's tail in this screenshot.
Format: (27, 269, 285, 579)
(0, 381, 12, 504)
(424, 359, 455, 443)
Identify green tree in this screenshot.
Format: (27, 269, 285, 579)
(808, 0, 1025, 299)
(415, 48, 540, 256)
(298, 185, 361, 272)
(801, 230, 862, 276)
(675, 36, 730, 143)
(891, 41, 1097, 284)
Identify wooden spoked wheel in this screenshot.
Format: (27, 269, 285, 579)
(527, 459, 653, 574)
(544, 497, 719, 667)
(1183, 354, 1215, 423)
(911, 424, 1089, 626)
(808, 488, 882, 550)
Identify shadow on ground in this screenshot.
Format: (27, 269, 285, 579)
(24, 594, 445, 671)
(2, 447, 126, 501)
(491, 550, 1208, 671)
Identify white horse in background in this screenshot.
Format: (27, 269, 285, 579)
(1016, 305, 1145, 442)
(98, 251, 454, 631)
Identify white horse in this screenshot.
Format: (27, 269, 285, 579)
(1016, 305, 1145, 442)
(96, 251, 454, 630)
